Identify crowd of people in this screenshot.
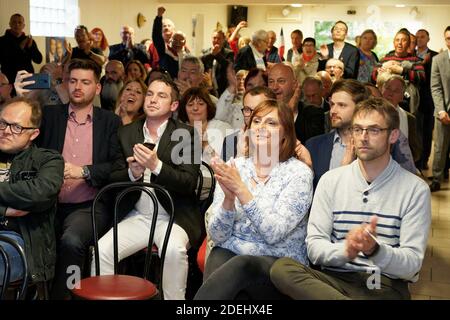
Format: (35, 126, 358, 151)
(0, 6, 449, 300)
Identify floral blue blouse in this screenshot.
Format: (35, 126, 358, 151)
(208, 156, 314, 265)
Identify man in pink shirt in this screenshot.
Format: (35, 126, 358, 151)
(37, 59, 122, 299)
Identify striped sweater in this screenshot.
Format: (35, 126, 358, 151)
(372, 52, 425, 85)
(306, 158, 431, 282)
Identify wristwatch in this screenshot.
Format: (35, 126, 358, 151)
(81, 166, 91, 179)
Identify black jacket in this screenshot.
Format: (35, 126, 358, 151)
(110, 117, 204, 248)
(0, 145, 64, 282)
(234, 45, 267, 72)
(37, 105, 122, 189)
(318, 42, 360, 79)
(201, 47, 234, 96)
(0, 30, 43, 83)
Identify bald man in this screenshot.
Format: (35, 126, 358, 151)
(109, 25, 150, 67)
(100, 60, 125, 111)
(268, 63, 324, 143)
(0, 13, 43, 84)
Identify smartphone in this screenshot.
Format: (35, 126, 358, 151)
(143, 142, 156, 151)
(24, 73, 51, 90)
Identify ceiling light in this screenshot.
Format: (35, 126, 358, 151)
(395, 4, 406, 7)
(291, 4, 303, 7)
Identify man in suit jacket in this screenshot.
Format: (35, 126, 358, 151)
(37, 59, 122, 299)
(234, 30, 268, 72)
(201, 30, 235, 97)
(415, 29, 439, 170)
(318, 21, 359, 79)
(430, 26, 450, 192)
(95, 77, 201, 300)
(108, 25, 150, 68)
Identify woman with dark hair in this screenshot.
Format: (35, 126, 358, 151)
(114, 79, 147, 125)
(179, 87, 232, 163)
(194, 100, 313, 300)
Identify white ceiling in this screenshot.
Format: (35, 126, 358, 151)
(161, 0, 450, 5)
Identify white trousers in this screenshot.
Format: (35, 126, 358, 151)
(91, 209, 190, 300)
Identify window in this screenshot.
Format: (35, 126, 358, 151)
(30, 0, 79, 37)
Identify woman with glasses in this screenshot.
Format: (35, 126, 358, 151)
(194, 99, 313, 300)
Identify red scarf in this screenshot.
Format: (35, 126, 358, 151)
(302, 53, 314, 62)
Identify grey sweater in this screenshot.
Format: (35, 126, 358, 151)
(306, 157, 431, 282)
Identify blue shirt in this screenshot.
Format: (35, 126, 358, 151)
(208, 156, 313, 265)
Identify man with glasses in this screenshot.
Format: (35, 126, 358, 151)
(271, 97, 431, 300)
(319, 21, 359, 80)
(325, 58, 345, 83)
(0, 97, 64, 294)
(305, 79, 416, 191)
(109, 25, 150, 68)
(0, 72, 12, 107)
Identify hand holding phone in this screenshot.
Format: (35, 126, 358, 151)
(23, 74, 51, 90)
(143, 142, 156, 151)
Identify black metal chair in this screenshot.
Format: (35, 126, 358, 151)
(197, 161, 216, 216)
(71, 182, 175, 300)
(0, 234, 28, 300)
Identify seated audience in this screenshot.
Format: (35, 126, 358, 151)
(194, 99, 313, 300)
(271, 97, 431, 300)
(94, 77, 201, 300)
(0, 97, 64, 291)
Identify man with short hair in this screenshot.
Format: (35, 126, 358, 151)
(325, 58, 345, 82)
(415, 29, 438, 170)
(0, 97, 64, 291)
(95, 77, 201, 300)
(302, 76, 326, 109)
(234, 30, 269, 72)
(63, 25, 106, 67)
(100, 60, 125, 111)
(287, 29, 303, 64)
(268, 63, 324, 143)
(0, 13, 43, 84)
(429, 26, 450, 192)
(306, 79, 416, 190)
(265, 30, 281, 66)
(109, 25, 150, 67)
(175, 56, 205, 96)
(201, 30, 235, 96)
(37, 59, 122, 299)
(319, 21, 359, 79)
(0, 72, 12, 106)
(271, 97, 431, 300)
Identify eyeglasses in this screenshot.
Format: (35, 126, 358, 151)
(241, 107, 253, 116)
(0, 119, 37, 135)
(351, 126, 390, 137)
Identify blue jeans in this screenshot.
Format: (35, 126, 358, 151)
(0, 231, 25, 286)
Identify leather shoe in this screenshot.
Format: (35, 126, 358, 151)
(430, 181, 441, 192)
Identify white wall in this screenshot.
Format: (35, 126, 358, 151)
(1, 1, 449, 71)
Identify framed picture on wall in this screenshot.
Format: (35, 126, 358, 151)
(45, 37, 66, 64)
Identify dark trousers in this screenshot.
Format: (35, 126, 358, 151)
(270, 257, 410, 300)
(194, 247, 287, 300)
(50, 200, 111, 300)
(416, 110, 435, 169)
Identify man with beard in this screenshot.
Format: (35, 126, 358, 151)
(305, 79, 416, 191)
(100, 60, 125, 111)
(36, 59, 122, 299)
(271, 97, 431, 300)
